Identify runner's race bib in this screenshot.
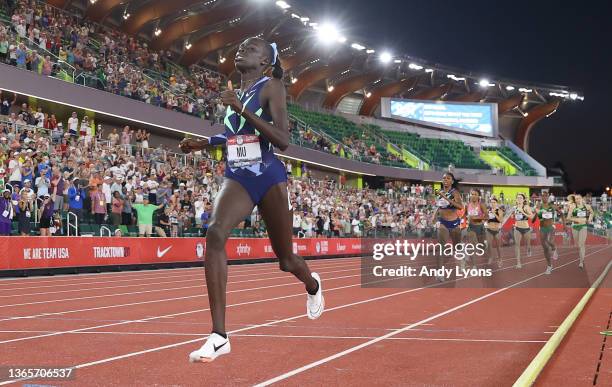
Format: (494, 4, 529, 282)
(2, 210, 7, 218)
(577, 211, 587, 218)
(488, 211, 496, 219)
(227, 135, 262, 168)
(542, 212, 553, 219)
(25, 211, 31, 218)
(468, 209, 480, 217)
(515, 212, 524, 220)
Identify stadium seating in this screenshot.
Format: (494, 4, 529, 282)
(482, 146, 537, 176)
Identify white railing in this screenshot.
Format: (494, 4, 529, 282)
(66, 211, 78, 236)
(100, 225, 112, 237)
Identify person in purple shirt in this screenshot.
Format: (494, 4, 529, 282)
(38, 188, 56, 237)
(0, 189, 14, 235)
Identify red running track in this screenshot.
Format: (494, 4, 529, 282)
(0, 243, 610, 386)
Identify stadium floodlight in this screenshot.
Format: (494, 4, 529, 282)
(394, 59, 402, 64)
(154, 28, 162, 37)
(479, 79, 490, 87)
(338, 36, 347, 43)
(122, 12, 130, 20)
(425, 68, 434, 73)
(380, 52, 392, 63)
(317, 23, 341, 44)
(291, 77, 298, 84)
(518, 88, 532, 93)
(291, 13, 300, 19)
(327, 85, 334, 92)
(276, 1, 291, 10)
(506, 85, 515, 91)
(408, 63, 423, 70)
(300, 17, 310, 22)
(366, 49, 375, 54)
(351, 43, 366, 51)
(90, 0, 97, 4)
(569, 92, 578, 100)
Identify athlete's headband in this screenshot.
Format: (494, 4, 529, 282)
(270, 42, 278, 65)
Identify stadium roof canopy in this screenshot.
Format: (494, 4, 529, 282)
(52, 0, 583, 150)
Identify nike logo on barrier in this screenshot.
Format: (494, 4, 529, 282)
(213, 341, 228, 352)
(157, 246, 172, 258)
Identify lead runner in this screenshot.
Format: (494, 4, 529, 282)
(180, 37, 324, 363)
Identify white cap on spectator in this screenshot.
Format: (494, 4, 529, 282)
(23, 179, 31, 184)
(179, 183, 185, 187)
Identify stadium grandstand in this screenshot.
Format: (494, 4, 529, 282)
(2, 2, 612, 387)
(0, 0, 585, 240)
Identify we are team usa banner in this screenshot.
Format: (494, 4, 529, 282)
(381, 97, 498, 137)
(0, 237, 362, 271)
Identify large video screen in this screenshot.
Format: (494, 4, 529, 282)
(381, 98, 498, 137)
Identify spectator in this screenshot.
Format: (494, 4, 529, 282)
(17, 191, 32, 236)
(132, 197, 164, 237)
(0, 188, 13, 235)
(110, 191, 123, 225)
(90, 183, 106, 225)
(38, 189, 56, 237)
(155, 207, 170, 238)
(67, 178, 84, 224)
(67, 112, 79, 137)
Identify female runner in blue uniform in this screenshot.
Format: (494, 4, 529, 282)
(431, 173, 463, 281)
(180, 38, 323, 363)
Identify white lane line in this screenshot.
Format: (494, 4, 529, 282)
(0, 267, 362, 308)
(0, 246, 555, 340)
(0, 258, 362, 291)
(0, 330, 547, 343)
(0, 246, 588, 386)
(253, 246, 611, 386)
(0, 271, 363, 326)
(0, 273, 365, 344)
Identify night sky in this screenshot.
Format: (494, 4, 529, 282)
(292, 0, 611, 192)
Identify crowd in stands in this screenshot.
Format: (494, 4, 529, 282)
(0, 97, 610, 241)
(0, 0, 224, 120)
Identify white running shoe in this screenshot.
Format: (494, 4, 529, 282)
(552, 250, 558, 260)
(578, 261, 584, 269)
(527, 249, 532, 257)
(307, 272, 324, 320)
(189, 333, 231, 363)
(516, 261, 522, 269)
(545, 266, 552, 275)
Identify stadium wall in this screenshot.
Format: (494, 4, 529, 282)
(0, 237, 362, 274)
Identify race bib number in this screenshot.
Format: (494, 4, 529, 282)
(515, 212, 524, 220)
(227, 135, 262, 168)
(488, 211, 496, 219)
(577, 211, 587, 218)
(99, 200, 104, 207)
(542, 212, 553, 219)
(1, 210, 8, 218)
(468, 209, 480, 217)
(75, 195, 80, 202)
(26, 211, 31, 218)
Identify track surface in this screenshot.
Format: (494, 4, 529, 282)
(0, 243, 610, 386)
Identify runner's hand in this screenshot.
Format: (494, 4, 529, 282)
(221, 80, 243, 112)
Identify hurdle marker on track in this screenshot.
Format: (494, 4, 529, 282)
(513, 258, 612, 386)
